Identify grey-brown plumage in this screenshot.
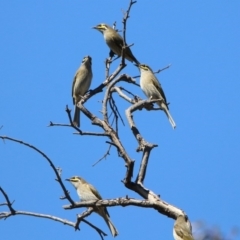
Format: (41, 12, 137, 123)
(72, 56, 93, 127)
(93, 23, 139, 64)
(137, 64, 176, 129)
(173, 215, 194, 240)
(66, 176, 118, 237)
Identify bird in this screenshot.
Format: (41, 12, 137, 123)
(92, 23, 139, 64)
(173, 215, 194, 240)
(136, 63, 176, 129)
(72, 56, 93, 127)
(66, 176, 118, 237)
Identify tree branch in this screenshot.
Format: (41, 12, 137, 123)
(0, 135, 75, 205)
(63, 197, 184, 220)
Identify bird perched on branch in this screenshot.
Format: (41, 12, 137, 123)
(136, 63, 176, 129)
(173, 215, 194, 240)
(92, 23, 139, 64)
(66, 176, 118, 237)
(72, 56, 93, 127)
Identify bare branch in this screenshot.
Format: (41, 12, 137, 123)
(125, 99, 158, 151)
(74, 131, 109, 137)
(109, 95, 125, 128)
(0, 164, 107, 238)
(0, 135, 75, 205)
(0, 210, 75, 226)
(119, 0, 137, 65)
(0, 208, 106, 239)
(111, 86, 137, 104)
(92, 145, 112, 167)
(135, 146, 152, 185)
(63, 197, 184, 220)
(0, 203, 8, 207)
(0, 187, 15, 214)
(133, 64, 172, 79)
(102, 73, 131, 122)
(49, 105, 83, 134)
(75, 208, 94, 230)
(77, 211, 108, 240)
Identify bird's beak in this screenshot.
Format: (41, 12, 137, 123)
(134, 63, 139, 67)
(65, 178, 70, 181)
(92, 26, 97, 29)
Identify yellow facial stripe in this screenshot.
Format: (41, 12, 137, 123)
(70, 176, 79, 182)
(98, 24, 107, 30)
(140, 65, 149, 70)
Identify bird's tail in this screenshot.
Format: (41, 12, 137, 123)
(165, 108, 176, 129)
(126, 47, 140, 65)
(159, 102, 176, 129)
(102, 213, 118, 237)
(73, 105, 80, 127)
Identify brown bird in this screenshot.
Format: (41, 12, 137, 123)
(137, 63, 176, 129)
(72, 56, 93, 127)
(93, 23, 139, 64)
(66, 176, 118, 237)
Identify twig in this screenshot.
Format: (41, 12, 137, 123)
(121, 0, 137, 65)
(102, 74, 136, 122)
(125, 99, 158, 151)
(0, 210, 76, 226)
(133, 64, 172, 78)
(112, 86, 134, 104)
(109, 95, 125, 128)
(81, 218, 107, 240)
(0, 187, 15, 214)
(75, 208, 94, 230)
(92, 145, 112, 167)
(74, 132, 109, 137)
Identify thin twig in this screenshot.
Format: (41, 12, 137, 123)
(0, 187, 15, 214)
(92, 145, 112, 167)
(74, 132, 109, 137)
(121, 0, 137, 65)
(133, 64, 172, 78)
(113, 87, 134, 103)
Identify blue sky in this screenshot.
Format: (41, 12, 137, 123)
(0, 1, 240, 239)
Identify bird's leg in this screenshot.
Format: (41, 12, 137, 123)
(111, 55, 121, 63)
(109, 50, 115, 58)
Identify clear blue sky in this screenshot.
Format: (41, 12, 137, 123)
(1, 1, 240, 239)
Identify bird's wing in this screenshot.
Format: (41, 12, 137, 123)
(87, 184, 111, 217)
(72, 73, 77, 105)
(151, 75, 168, 106)
(88, 184, 103, 200)
(111, 33, 124, 49)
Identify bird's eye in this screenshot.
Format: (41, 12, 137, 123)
(144, 66, 149, 70)
(141, 65, 148, 70)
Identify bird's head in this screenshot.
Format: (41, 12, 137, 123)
(66, 176, 85, 188)
(136, 64, 153, 73)
(81, 55, 92, 66)
(92, 23, 110, 34)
